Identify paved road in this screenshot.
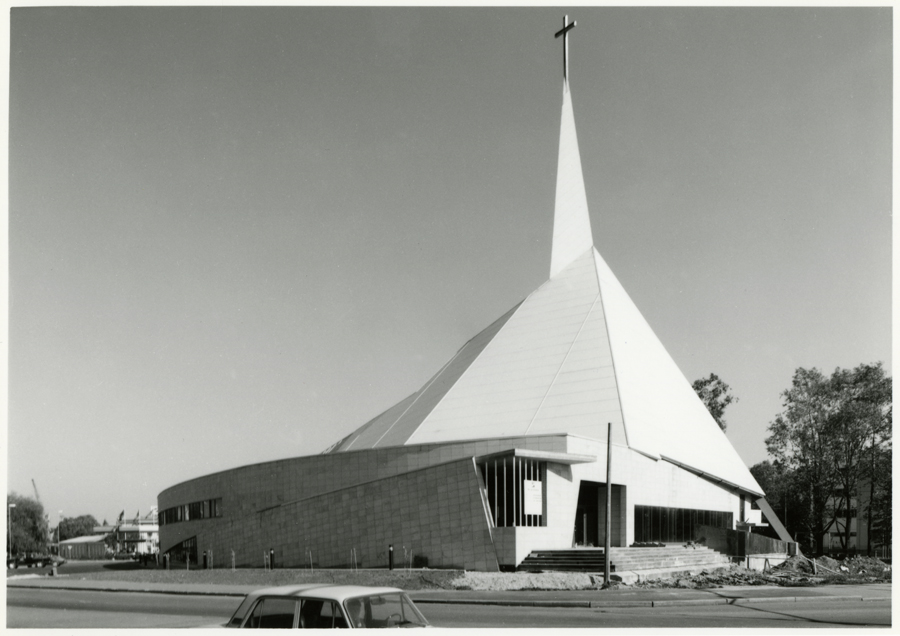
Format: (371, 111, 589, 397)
(6, 587, 891, 629)
(7, 588, 238, 628)
(421, 598, 891, 628)
(6, 559, 149, 578)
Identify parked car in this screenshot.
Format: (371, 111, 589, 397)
(7, 553, 63, 569)
(224, 584, 431, 629)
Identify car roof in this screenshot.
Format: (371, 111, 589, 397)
(244, 584, 406, 603)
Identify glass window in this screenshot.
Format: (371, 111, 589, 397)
(298, 599, 326, 629)
(344, 593, 428, 628)
(634, 505, 734, 543)
(243, 598, 263, 628)
(242, 597, 298, 628)
(318, 601, 346, 629)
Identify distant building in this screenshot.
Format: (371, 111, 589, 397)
(58, 535, 109, 560)
(822, 481, 886, 557)
(94, 507, 159, 555)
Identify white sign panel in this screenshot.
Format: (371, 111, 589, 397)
(524, 480, 543, 516)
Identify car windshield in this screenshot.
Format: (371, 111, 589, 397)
(343, 592, 429, 628)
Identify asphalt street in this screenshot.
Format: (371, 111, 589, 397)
(6, 586, 891, 629)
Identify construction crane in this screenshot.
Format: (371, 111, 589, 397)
(31, 479, 41, 503)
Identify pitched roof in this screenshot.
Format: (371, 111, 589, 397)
(60, 534, 108, 544)
(327, 81, 763, 496)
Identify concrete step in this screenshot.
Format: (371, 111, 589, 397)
(518, 546, 729, 574)
(610, 554, 728, 563)
(612, 556, 729, 566)
(518, 550, 611, 573)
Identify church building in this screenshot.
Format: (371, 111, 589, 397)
(159, 20, 787, 572)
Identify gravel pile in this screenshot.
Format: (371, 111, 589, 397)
(448, 571, 599, 591)
(632, 566, 771, 589)
(633, 555, 891, 589)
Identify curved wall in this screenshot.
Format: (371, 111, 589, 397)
(159, 434, 744, 570)
(158, 435, 572, 570)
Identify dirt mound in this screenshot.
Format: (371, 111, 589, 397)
(838, 555, 891, 576)
(450, 571, 598, 591)
(772, 555, 814, 573)
(817, 556, 841, 571)
(633, 566, 772, 589)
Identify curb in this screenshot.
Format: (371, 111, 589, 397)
(411, 595, 871, 608)
(7, 583, 249, 598)
(414, 598, 595, 608)
(648, 595, 866, 607)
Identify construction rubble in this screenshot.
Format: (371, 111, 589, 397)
(632, 555, 891, 589)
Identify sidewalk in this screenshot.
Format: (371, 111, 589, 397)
(6, 575, 891, 608)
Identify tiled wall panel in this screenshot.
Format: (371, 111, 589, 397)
(180, 458, 499, 571)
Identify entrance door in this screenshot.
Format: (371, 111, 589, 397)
(574, 482, 600, 546)
(574, 481, 625, 547)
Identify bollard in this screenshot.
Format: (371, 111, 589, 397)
(269, 549, 275, 570)
(389, 544, 394, 571)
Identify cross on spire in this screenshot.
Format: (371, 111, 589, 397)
(554, 15, 576, 84)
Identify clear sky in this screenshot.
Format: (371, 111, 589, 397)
(8, 6, 891, 525)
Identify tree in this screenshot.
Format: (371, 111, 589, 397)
(838, 363, 893, 555)
(825, 363, 891, 553)
(58, 515, 100, 542)
(692, 373, 738, 431)
(868, 446, 892, 551)
(765, 363, 891, 556)
(7, 493, 49, 555)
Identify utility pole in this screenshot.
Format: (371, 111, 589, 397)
(604, 421, 612, 588)
(8, 503, 16, 559)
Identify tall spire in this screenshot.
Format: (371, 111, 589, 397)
(550, 17, 593, 279)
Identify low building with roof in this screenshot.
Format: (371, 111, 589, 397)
(58, 534, 109, 560)
(93, 508, 159, 556)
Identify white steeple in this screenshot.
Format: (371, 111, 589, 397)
(550, 79, 594, 279)
(327, 19, 764, 497)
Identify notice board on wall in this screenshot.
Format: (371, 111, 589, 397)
(524, 480, 542, 516)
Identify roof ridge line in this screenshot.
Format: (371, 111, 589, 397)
(523, 290, 601, 436)
(591, 247, 631, 449)
(403, 297, 532, 446)
(368, 348, 467, 449)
